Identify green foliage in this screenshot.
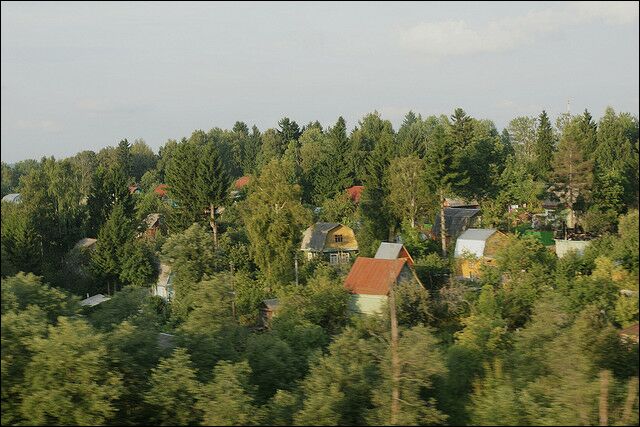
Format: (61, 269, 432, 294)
(198, 360, 259, 426)
(241, 159, 311, 286)
(1, 272, 78, 321)
(144, 347, 203, 425)
(20, 317, 123, 425)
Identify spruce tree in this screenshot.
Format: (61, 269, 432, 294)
(195, 142, 229, 250)
(533, 110, 556, 180)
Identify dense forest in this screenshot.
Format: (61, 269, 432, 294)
(1, 106, 639, 426)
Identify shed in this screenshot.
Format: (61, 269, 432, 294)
(374, 242, 414, 267)
(80, 294, 111, 307)
(153, 264, 175, 300)
(260, 298, 280, 327)
(154, 184, 169, 197)
(554, 239, 591, 258)
(344, 257, 414, 315)
(74, 237, 97, 251)
(1, 193, 22, 203)
(454, 229, 509, 279)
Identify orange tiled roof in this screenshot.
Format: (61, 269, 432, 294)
(235, 176, 251, 190)
(344, 257, 407, 296)
(346, 185, 364, 203)
(154, 184, 169, 197)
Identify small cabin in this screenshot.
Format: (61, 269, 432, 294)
(301, 222, 358, 264)
(344, 257, 416, 315)
(260, 298, 280, 328)
(454, 229, 509, 279)
(153, 264, 175, 300)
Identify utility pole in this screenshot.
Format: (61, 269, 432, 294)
(388, 278, 400, 425)
(294, 252, 299, 286)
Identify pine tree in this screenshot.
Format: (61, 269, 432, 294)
(533, 110, 556, 180)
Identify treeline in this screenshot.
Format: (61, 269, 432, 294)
(1, 107, 639, 426)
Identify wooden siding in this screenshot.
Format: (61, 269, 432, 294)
(325, 225, 358, 252)
(484, 231, 509, 258)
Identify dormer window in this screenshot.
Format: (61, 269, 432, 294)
(334, 234, 343, 243)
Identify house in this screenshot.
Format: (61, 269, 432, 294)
(444, 197, 479, 209)
(554, 239, 591, 258)
(1, 193, 22, 203)
(301, 222, 358, 264)
(344, 257, 416, 315)
(374, 242, 414, 267)
(454, 229, 509, 279)
(234, 176, 251, 190)
(80, 294, 111, 307)
(432, 208, 481, 246)
(346, 185, 365, 204)
(128, 184, 142, 195)
(153, 264, 175, 300)
(154, 184, 169, 197)
(260, 298, 280, 328)
(141, 213, 163, 238)
(74, 237, 97, 251)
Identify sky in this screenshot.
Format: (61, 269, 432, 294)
(1, 1, 639, 163)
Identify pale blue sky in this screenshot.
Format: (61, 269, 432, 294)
(1, 1, 638, 162)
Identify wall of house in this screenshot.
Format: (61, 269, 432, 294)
(325, 225, 358, 252)
(349, 294, 388, 315)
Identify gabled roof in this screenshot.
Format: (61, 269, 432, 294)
(80, 294, 111, 307)
(157, 264, 174, 288)
(346, 186, 364, 203)
(374, 242, 414, 266)
(301, 222, 341, 251)
(619, 323, 639, 338)
(445, 197, 479, 208)
(432, 208, 481, 238)
(262, 298, 280, 311)
(154, 184, 169, 197)
(454, 228, 498, 258)
(1, 193, 21, 203)
(234, 176, 251, 190)
(144, 213, 161, 229)
(344, 257, 407, 296)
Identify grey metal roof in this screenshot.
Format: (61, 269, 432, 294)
(74, 238, 97, 250)
(432, 208, 481, 238)
(300, 222, 341, 251)
(1, 193, 21, 203)
(457, 228, 497, 242)
(80, 294, 111, 307)
(374, 242, 404, 259)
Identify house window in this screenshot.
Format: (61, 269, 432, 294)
(340, 252, 350, 263)
(334, 234, 343, 243)
(330, 253, 339, 264)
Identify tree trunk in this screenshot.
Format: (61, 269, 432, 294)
(210, 203, 218, 250)
(389, 282, 400, 425)
(440, 191, 447, 257)
(599, 370, 610, 426)
(620, 377, 638, 426)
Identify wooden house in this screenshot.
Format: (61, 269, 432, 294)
(344, 257, 417, 315)
(346, 185, 364, 204)
(301, 222, 358, 264)
(259, 298, 280, 328)
(432, 207, 481, 247)
(454, 229, 509, 279)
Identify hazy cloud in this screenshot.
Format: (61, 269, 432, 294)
(400, 1, 639, 56)
(15, 119, 64, 133)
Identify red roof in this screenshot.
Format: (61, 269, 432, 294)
(620, 323, 639, 337)
(235, 176, 251, 190)
(128, 185, 139, 194)
(154, 184, 169, 197)
(346, 185, 364, 203)
(344, 257, 407, 296)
